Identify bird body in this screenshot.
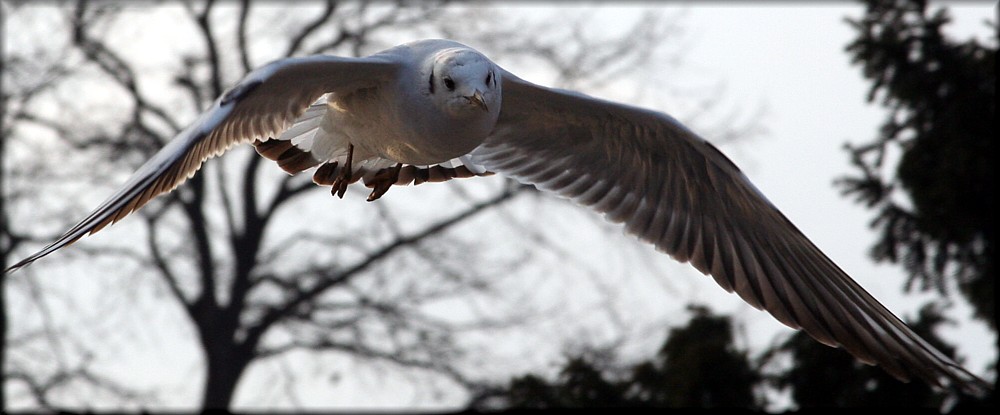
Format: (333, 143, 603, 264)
(3, 39, 991, 397)
(313, 40, 500, 166)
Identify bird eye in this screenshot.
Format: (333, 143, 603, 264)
(485, 72, 492, 85)
(444, 77, 455, 91)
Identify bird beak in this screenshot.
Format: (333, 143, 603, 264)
(467, 90, 488, 112)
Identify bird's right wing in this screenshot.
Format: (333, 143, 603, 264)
(5, 55, 400, 273)
(471, 69, 991, 396)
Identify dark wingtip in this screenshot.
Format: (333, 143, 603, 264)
(221, 78, 263, 105)
(3, 264, 23, 275)
(951, 370, 995, 399)
(4, 251, 44, 275)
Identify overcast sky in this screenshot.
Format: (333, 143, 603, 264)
(4, 2, 995, 411)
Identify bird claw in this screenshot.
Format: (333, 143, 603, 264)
(366, 163, 402, 202)
(330, 176, 349, 199)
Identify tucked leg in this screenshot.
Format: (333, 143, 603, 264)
(330, 143, 354, 199)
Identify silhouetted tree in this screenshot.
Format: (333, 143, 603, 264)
(838, 0, 995, 328)
(758, 2, 996, 409)
(474, 305, 763, 409)
(766, 304, 957, 408)
(2, 3, 147, 409)
(4, 1, 721, 410)
(636, 305, 760, 407)
(550, 356, 630, 407)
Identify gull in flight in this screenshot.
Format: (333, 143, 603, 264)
(3, 39, 990, 397)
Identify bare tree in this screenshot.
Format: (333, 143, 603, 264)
(3, 0, 759, 410)
(2, 2, 155, 410)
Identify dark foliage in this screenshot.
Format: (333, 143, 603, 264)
(838, 0, 995, 327)
(764, 304, 993, 408)
(477, 305, 762, 409)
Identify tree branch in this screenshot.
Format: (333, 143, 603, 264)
(236, 0, 253, 73)
(177, 175, 218, 312)
(284, 0, 337, 58)
(241, 185, 529, 353)
(143, 211, 192, 313)
(71, 0, 183, 142)
(191, 0, 224, 98)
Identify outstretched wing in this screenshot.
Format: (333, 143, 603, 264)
(5, 55, 399, 273)
(471, 70, 990, 396)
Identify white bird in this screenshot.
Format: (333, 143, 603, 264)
(3, 39, 990, 397)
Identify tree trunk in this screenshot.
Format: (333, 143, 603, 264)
(196, 301, 254, 410)
(201, 343, 252, 409)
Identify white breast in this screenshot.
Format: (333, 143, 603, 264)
(323, 74, 495, 165)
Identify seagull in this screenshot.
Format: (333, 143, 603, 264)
(3, 39, 991, 397)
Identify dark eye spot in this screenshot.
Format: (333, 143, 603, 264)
(485, 72, 492, 85)
(444, 77, 455, 91)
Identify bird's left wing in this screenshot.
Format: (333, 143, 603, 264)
(5, 55, 399, 273)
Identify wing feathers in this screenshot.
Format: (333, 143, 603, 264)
(4, 55, 399, 273)
(470, 70, 990, 395)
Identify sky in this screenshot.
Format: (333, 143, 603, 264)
(3, 1, 996, 411)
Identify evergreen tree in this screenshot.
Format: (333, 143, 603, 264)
(768, 2, 996, 405)
(628, 305, 759, 408)
(768, 305, 955, 408)
(477, 305, 762, 409)
(839, 0, 995, 328)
